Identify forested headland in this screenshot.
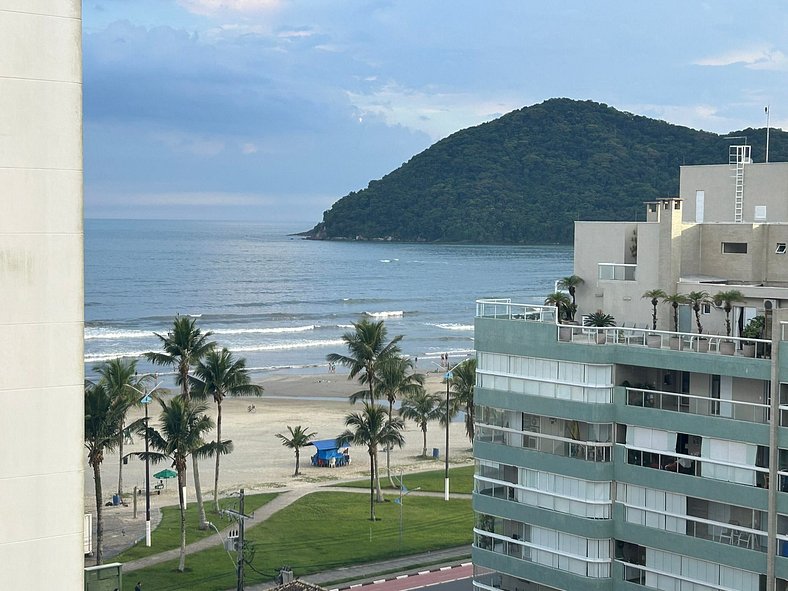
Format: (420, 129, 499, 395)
(305, 98, 787, 244)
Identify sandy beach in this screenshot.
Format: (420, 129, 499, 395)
(84, 370, 474, 512)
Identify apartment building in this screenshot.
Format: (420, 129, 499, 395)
(472, 147, 788, 591)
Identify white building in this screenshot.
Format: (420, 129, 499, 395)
(0, 2, 85, 589)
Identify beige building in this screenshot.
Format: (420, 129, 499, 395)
(0, 2, 85, 589)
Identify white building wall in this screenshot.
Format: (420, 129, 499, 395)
(0, 2, 84, 589)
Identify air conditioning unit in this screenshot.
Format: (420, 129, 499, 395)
(763, 299, 779, 311)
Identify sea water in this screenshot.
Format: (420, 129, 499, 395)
(85, 219, 572, 381)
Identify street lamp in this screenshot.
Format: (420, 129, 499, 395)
(394, 469, 420, 549)
(129, 373, 159, 547)
(444, 355, 452, 502)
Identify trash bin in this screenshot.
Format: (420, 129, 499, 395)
(432, 448, 440, 459)
(112, 494, 120, 506)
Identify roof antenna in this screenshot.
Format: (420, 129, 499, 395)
(765, 105, 771, 163)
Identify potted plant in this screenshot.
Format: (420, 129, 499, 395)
(584, 311, 616, 344)
(642, 289, 667, 348)
(741, 316, 764, 358)
(557, 275, 584, 323)
(663, 293, 689, 350)
(545, 292, 573, 341)
(686, 291, 710, 351)
(713, 290, 745, 355)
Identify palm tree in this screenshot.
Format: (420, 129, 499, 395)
(663, 293, 689, 332)
(339, 402, 405, 516)
(192, 348, 264, 512)
(84, 382, 136, 564)
(399, 388, 443, 457)
(544, 292, 572, 324)
(275, 425, 317, 476)
(713, 290, 746, 337)
(327, 318, 403, 403)
(557, 275, 584, 320)
(642, 289, 667, 331)
(686, 291, 710, 334)
(145, 316, 216, 530)
(93, 358, 150, 498)
(449, 358, 477, 442)
(355, 355, 423, 484)
(138, 397, 227, 572)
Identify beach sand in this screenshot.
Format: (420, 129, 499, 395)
(84, 371, 474, 512)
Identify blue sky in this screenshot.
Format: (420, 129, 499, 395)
(83, 1, 788, 223)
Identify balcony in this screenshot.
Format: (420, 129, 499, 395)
(624, 386, 768, 424)
(598, 263, 637, 281)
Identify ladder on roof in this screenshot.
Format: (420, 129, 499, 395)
(729, 145, 750, 223)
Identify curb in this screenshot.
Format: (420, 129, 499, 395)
(328, 561, 473, 591)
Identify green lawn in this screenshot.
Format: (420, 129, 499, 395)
(114, 492, 279, 562)
(334, 465, 475, 494)
(123, 490, 472, 591)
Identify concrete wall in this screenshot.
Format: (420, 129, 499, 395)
(0, 2, 84, 589)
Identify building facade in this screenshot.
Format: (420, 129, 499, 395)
(0, 2, 85, 589)
(472, 149, 788, 591)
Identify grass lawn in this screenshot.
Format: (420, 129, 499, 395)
(334, 465, 475, 494)
(123, 490, 472, 591)
(114, 492, 279, 562)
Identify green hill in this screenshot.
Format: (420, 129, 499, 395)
(306, 98, 788, 244)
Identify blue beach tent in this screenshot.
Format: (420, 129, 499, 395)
(310, 438, 350, 467)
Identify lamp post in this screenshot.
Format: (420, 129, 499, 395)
(395, 469, 420, 549)
(130, 373, 159, 547)
(444, 353, 452, 501)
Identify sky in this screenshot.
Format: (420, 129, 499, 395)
(83, 1, 788, 223)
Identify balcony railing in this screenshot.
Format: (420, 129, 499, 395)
(598, 263, 637, 281)
(476, 299, 556, 322)
(477, 423, 612, 462)
(624, 387, 768, 424)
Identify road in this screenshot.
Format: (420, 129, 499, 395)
(342, 564, 473, 591)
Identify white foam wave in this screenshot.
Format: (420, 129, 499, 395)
(231, 338, 344, 353)
(85, 329, 151, 340)
(337, 324, 354, 329)
(84, 350, 152, 363)
(212, 325, 316, 336)
(363, 310, 404, 318)
(427, 323, 474, 331)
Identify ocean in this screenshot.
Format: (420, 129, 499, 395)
(85, 219, 573, 383)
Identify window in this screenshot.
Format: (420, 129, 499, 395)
(721, 242, 747, 254)
(777, 243, 787, 254)
(755, 205, 767, 220)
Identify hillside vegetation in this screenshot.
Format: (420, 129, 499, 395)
(306, 98, 787, 244)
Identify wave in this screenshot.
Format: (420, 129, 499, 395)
(85, 324, 322, 341)
(212, 325, 316, 336)
(231, 339, 344, 353)
(363, 310, 404, 318)
(427, 323, 474, 331)
(84, 350, 153, 363)
(85, 328, 152, 340)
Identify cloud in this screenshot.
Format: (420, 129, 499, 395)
(695, 46, 788, 71)
(177, 0, 281, 15)
(150, 130, 226, 156)
(347, 82, 521, 141)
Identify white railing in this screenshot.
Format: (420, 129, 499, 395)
(598, 263, 637, 281)
(624, 387, 769, 424)
(476, 299, 557, 322)
(477, 423, 612, 462)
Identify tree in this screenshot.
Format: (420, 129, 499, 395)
(192, 348, 263, 511)
(145, 316, 216, 530)
(713, 290, 746, 337)
(339, 402, 405, 516)
(663, 293, 689, 332)
(327, 318, 403, 404)
(449, 358, 477, 442)
(137, 397, 228, 572)
(93, 358, 150, 498)
(544, 292, 572, 324)
(357, 355, 423, 484)
(84, 382, 138, 564)
(557, 275, 584, 320)
(399, 388, 443, 457)
(642, 289, 667, 330)
(686, 291, 710, 334)
(275, 425, 317, 476)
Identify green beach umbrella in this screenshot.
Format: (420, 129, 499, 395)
(153, 468, 178, 479)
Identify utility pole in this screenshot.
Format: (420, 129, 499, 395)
(237, 489, 245, 591)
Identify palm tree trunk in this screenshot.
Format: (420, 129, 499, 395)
(193, 455, 208, 530)
(465, 402, 475, 442)
(213, 400, 222, 513)
(117, 422, 124, 497)
(178, 469, 187, 572)
(294, 448, 300, 476)
(373, 448, 383, 502)
(421, 424, 427, 457)
(387, 399, 396, 488)
(93, 462, 104, 565)
(368, 448, 376, 521)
